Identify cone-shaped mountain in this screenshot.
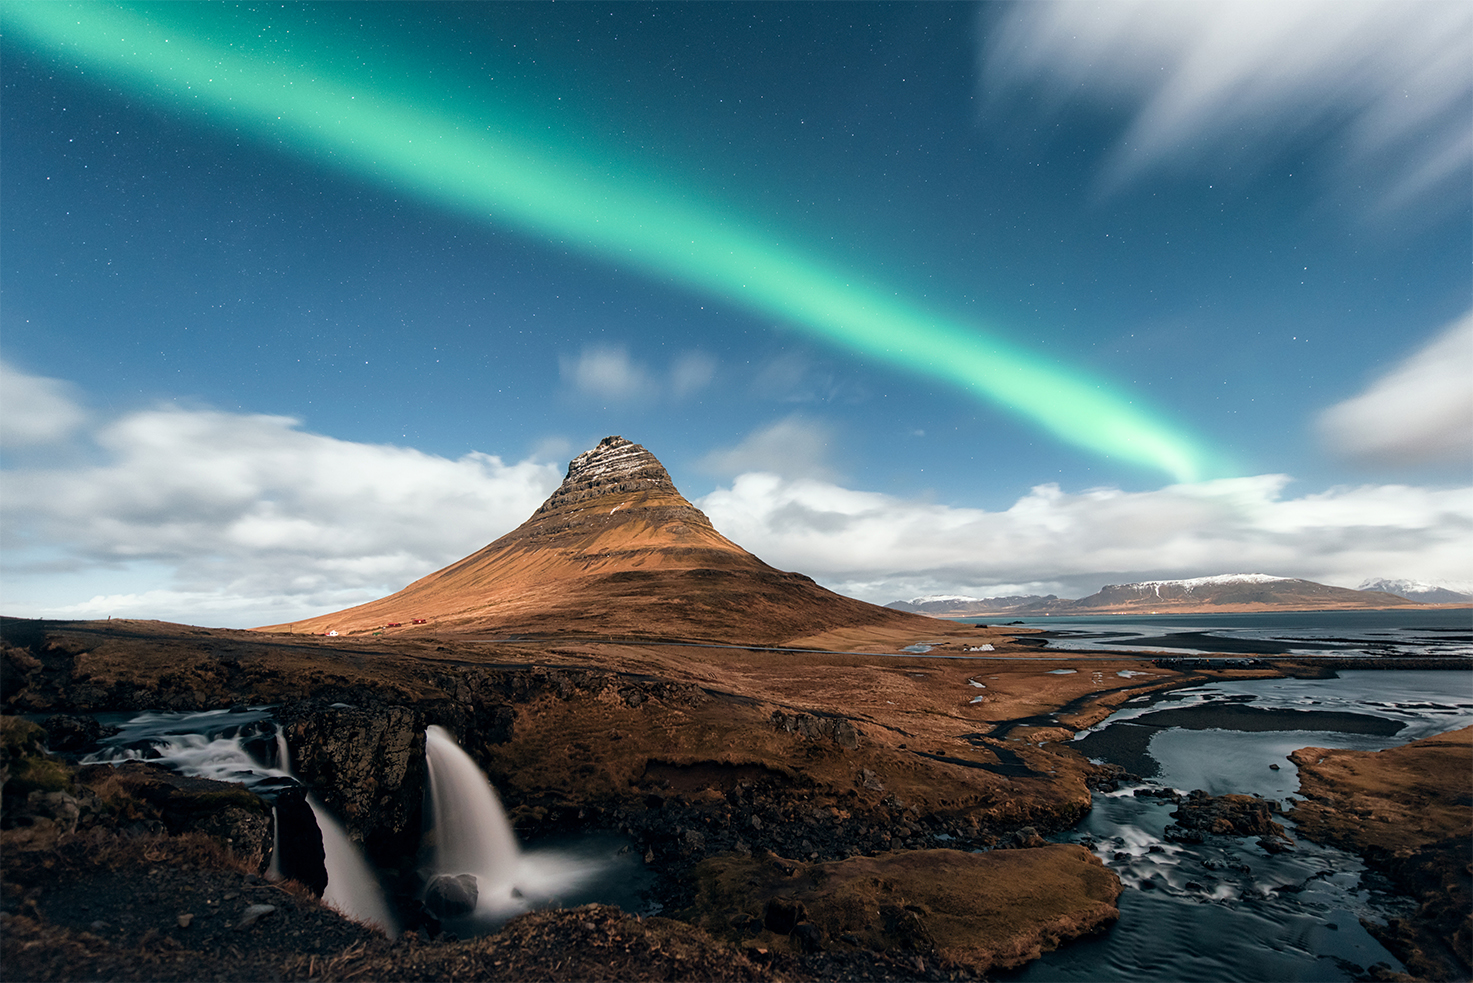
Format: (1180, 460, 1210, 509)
(266, 436, 926, 643)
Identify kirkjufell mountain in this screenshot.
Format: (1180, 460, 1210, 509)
(262, 436, 928, 643)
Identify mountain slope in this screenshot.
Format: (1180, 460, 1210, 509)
(259, 436, 930, 643)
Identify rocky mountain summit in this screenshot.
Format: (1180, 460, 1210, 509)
(263, 436, 926, 643)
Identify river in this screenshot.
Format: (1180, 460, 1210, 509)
(1008, 668, 1473, 982)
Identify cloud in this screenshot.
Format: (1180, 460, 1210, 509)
(1, 376, 561, 625)
(560, 346, 655, 401)
(559, 346, 716, 403)
(1318, 310, 1473, 466)
(697, 472, 1473, 603)
(0, 362, 87, 448)
(984, 0, 1473, 217)
(699, 417, 838, 480)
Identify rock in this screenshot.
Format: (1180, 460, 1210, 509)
(239, 904, 276, 926)
(42, 714, 111, 753)
(770, 711, 860, 750)
(1169, 792, 1292, 848)
(277, 701, 425, 852)
(26, 790, 81, 835)
(272, 786, 328, 895)
(423, 873, 479, 919)
(176, 913, 194, 928)
(80, 761, 273, 869)
(1001, 825, 1048, 849)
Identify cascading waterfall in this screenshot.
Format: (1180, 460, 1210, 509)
(84, 708, 396, 936)
(309, 796, 397, 934)
(425, 724, 520, 884)
(422, 724, 606, 925)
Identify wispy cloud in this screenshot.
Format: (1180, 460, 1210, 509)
(1318, 310, 1473, 466)
(984, 0, 1473, 218)
(698, 471, 1473, 602)
(699, 417, 839, 480)
(559, 346, 716, 403)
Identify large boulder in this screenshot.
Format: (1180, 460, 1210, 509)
(423, 872, 479, 918)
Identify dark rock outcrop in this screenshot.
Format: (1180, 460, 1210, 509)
(1163, 790, 1292, 850)
(424, 873, 480, 919)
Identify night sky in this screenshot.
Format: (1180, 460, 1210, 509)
(3, 2, 1469, 626)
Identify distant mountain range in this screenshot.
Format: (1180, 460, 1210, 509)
(887, 573, 1468, 617)
(1357, 578, 1473, 605)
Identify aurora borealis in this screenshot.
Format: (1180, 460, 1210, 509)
(3, 1, 1468, 624)
(6, 2, 1208, 480)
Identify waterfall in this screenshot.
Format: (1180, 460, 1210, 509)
(85, 708, 397, 937)
(425, 724, 520, 883)
(423, 724, 606, 924)
(310, 796, 398, 935)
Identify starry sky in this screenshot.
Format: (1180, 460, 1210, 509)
(3, 1, 1470, 626)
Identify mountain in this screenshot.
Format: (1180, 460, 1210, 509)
(1357, 578, 1473, 605)
(1045, 574, 1422, 613)
(892, 574, 1428, 618)
(259, 436, 930, 643)
(887, 595, 1058, 617)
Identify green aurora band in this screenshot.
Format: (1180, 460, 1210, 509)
(8, 3, 1211, 482)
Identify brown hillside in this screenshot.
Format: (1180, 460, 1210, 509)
(257, 436, 930, 644)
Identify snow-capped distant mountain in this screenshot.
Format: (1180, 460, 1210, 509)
(890, 574, 1428, 618)
(886, 594, 1057, 616)
(1358, 578, 1473, 604)
(1034, 574, 1427, 613)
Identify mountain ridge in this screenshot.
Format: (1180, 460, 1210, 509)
(890, 573, 1433, 617)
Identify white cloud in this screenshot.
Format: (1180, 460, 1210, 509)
(1318, 310, 1473, 465)
(699, 417, 838, 480)
(984, 0, 1473, 217)
(0, 361, 87, 447)
(1, 377, 561, 626)
(697, 472, 1473, 603)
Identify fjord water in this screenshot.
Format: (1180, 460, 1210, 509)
(990, 607, 1472, 658)
(1010, 670, 1473, 982)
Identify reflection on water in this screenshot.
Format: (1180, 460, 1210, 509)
(1011, 670, 1472, 982)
